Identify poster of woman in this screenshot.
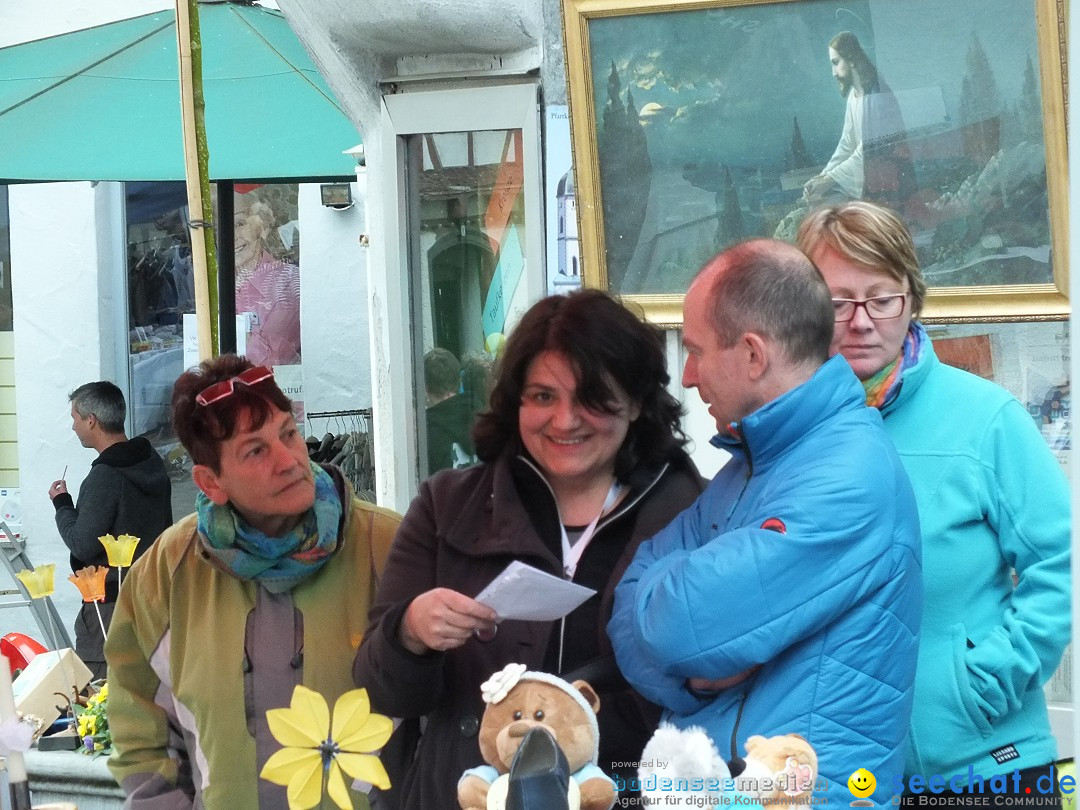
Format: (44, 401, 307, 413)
(234, 187, 302, 367)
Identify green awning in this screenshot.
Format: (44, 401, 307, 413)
(0, 2, 361, 183)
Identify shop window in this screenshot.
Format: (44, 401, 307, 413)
(125, 182, 193, 436)
(123, 182, 306, 512)
(124, 182, 197, 508)
(232, 183, 303, 422)
(232, 183, 301, 367)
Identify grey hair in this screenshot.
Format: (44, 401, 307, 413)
(69, 381, 126, 434)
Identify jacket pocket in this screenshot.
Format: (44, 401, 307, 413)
(951, 623, 992, 738)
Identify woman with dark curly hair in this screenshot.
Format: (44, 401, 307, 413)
(356, 289, 705, 810)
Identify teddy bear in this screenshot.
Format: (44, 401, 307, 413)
(638, 724, 730, 807)
(457, 663, 618, 810)
(738, 733, 818, 810)
(638, 723, 818, 809)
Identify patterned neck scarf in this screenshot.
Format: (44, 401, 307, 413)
(862, 322, 925, 410)
(196, 462, 342, 593)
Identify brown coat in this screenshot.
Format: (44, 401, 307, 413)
(354, 453, 705, 810)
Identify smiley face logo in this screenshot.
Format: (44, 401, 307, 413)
(848, 768, 876, 798)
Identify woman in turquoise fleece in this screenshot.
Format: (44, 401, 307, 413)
(797, 200, 1070, 800)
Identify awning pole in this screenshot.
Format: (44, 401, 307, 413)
(175, 0, 218, 360)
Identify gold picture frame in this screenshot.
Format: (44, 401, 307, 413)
(562, 0, 1068, 326)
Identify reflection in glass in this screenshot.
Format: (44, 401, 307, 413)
(408, 130, 525, 478)
(233, 184, 301, 367)
(0, 187, 13, 331)
(125, 182, 192, 438)
(124, 182, 198, 515)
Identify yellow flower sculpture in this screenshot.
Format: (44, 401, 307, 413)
(15, 564, 55, 598)
(261, 685, 392, 810)
(68, 566, 108, 602)
(98, 534, 140, 567)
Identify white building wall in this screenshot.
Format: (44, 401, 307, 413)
(297, 180, 372, 415)
(8, 181, 118, 638)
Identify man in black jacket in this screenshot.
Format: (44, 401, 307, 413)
(48, 381, 173, 678)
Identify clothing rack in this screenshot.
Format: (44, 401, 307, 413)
(306, 408, 372, 432)
(305, 409, 375, 502)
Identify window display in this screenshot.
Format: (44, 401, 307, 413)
(125, 182, 191, 439)
(124, 182, 306, 511)
(124, 182, 196, 510)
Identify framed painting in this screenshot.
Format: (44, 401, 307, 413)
(561, 0, 1068, 325)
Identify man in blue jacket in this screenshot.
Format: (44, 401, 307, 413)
(608, 239, 922, 808)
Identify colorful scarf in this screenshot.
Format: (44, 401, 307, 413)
(196, 462, 342, 593)
(863, 322, 926, 410)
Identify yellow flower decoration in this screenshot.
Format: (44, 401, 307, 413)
(77, 712, 97, 738)
(68, 566, 109, 602)
(260, 685, 392, 810)
(15, 564, 55, 598)
(98, 534, 140, 567)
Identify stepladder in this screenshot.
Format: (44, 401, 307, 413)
(0, 522, 73, 652)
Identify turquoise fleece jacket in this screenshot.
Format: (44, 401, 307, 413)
(882, 336, 1071, 783)
(609, 355, 922, 808)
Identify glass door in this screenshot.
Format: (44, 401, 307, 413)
(407, 129, 528, 477)
(377, 83, 543, 509)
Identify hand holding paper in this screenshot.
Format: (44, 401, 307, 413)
(475, 561, 596, 621)
(400, 588, 496, 654)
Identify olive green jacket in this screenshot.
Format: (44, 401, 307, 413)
(107, 470, 399, 809)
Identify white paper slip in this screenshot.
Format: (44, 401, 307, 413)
(474, 560, 596, 621)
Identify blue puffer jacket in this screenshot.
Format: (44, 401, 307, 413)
(882, 334, 1071, 783)
(609, 355, 922, 808)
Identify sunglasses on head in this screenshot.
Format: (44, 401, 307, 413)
(195, 366, 275, 407)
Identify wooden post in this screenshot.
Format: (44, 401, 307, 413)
(175, 0, 218, 359)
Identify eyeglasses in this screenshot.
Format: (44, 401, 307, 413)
(195, 366, 275, 407)
(831, 293, 908, 323)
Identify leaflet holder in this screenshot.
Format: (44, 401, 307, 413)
(0, 521, 73, 651)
